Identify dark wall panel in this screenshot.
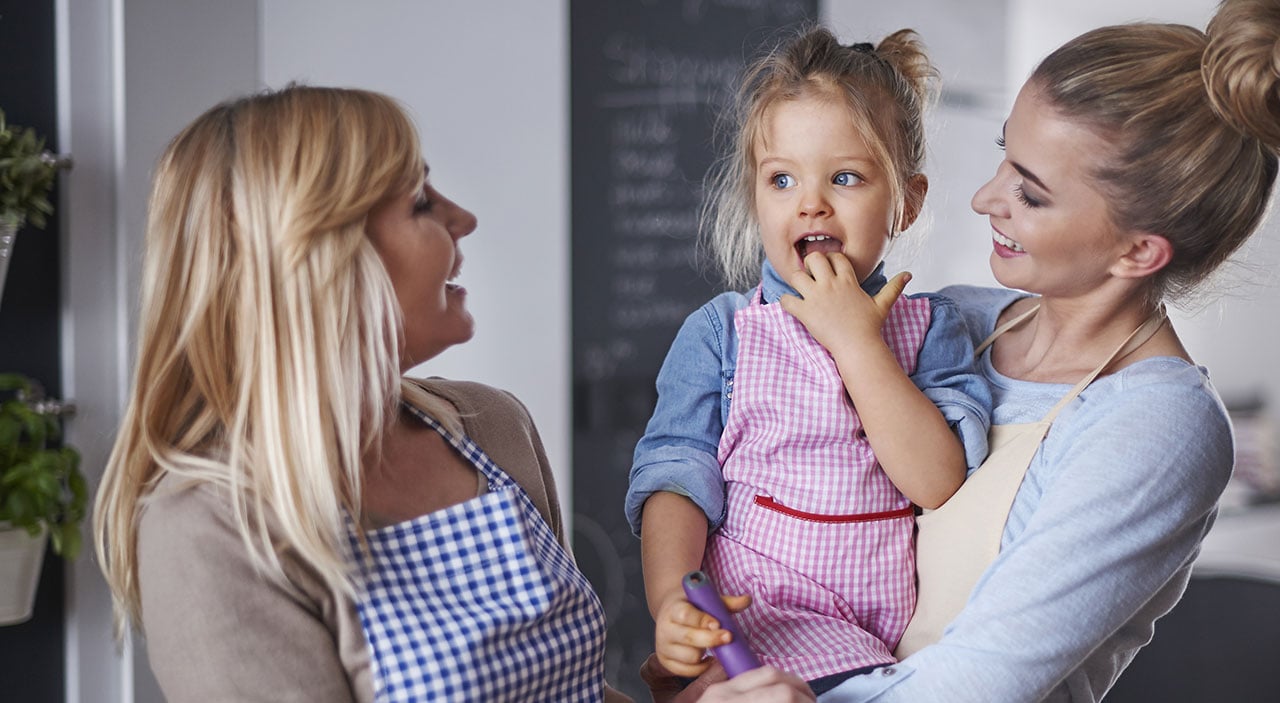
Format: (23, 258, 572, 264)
(0, 0, 66, 701)
(1108, 576, 1280, 703)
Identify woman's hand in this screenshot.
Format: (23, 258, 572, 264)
(696, 666, 816, 702)
(654, 593, 752, 677)
(641, 656, 815, 703)
(779, 251, 910, 356)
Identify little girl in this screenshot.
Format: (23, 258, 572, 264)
(626, 27, 992, 694)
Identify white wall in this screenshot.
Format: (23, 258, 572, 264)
(823, 0, 1008, 294)
(1007, 0, 1215, 86)
(59, 3, 126, 701)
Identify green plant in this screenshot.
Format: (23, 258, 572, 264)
(0, 109, 59, 230)
(0, 373, 85, 558)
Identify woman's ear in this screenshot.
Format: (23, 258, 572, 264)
(898, 174, 929, 232)
(1111, 232, 1173, 279)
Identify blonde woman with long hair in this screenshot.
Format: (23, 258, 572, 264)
(94, 86, 630, 702)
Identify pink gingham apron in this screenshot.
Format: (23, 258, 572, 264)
(703, 287, 931, 680)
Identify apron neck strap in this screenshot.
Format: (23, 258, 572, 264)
(975, 303, 1040, 356)
(977, 301, 1168, 423)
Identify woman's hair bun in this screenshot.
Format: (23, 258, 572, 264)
(1203, 0, 1280, 151)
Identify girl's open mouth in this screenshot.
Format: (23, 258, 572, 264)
(796, 234, 842, 259)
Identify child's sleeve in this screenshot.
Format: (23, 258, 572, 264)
(625, 299, 734, 537)
(910, 294, 993, 472)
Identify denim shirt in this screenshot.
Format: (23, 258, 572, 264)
(625, 261, 992, 535)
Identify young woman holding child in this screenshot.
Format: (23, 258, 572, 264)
(674, 1, 1280, 701)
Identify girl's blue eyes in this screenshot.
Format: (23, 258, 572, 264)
(833, 172, 862, 186)
(769, 172, 862, 189)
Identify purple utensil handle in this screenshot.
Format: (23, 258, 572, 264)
(682, 570, 761, 678)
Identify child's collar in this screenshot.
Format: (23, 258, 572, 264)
(758, 259, 888, 304)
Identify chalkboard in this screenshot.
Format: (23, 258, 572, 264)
(569, 1, 816, 696)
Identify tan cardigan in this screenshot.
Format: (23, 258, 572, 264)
(136, 379, 631, 702)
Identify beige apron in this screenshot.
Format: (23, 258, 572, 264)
(895, 303, 1166, 658)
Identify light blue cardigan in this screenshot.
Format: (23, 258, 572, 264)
(823, 285, 1233, 702)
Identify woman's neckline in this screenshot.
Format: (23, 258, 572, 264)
(981, 295, 1194, 388)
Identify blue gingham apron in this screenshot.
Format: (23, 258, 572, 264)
(349, 406, 607, 702)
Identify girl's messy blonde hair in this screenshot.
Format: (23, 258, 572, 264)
(703, 26, 939, 290)
(94, 85, 458, 629)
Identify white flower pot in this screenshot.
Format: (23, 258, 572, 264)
(0, 523, 48, 626)
(0, 220, 16, 308)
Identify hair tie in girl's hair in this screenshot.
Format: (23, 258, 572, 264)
(849, 42, 875, 54)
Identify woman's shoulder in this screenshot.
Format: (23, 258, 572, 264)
(410, 378, 532, 425)
(1039, 359, 1235, 508)
(139, 471, 233, 537)
(1109, 357, 1226, 416)
(138, 472, 317, 582)
(407, 376, 562, 528)
(1067, 358, 1233, 458)
(406, 377, 546, 468)
(136, 473, 306, 617)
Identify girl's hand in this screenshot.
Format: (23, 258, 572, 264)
(779, 251, 911, 355)
(654, 593, 752, 678)
(695, 665, 816, 702)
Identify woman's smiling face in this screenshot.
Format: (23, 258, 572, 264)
(970, 84, 1132, 298)
(367, 167, 478, 369)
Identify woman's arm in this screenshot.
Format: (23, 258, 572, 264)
(819, 367, 1233, 702)
(642, 652, 815, 702)
(696, 666, 816, 702)
(137, 480, 367, 702)
(780, 254, 966, 508)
